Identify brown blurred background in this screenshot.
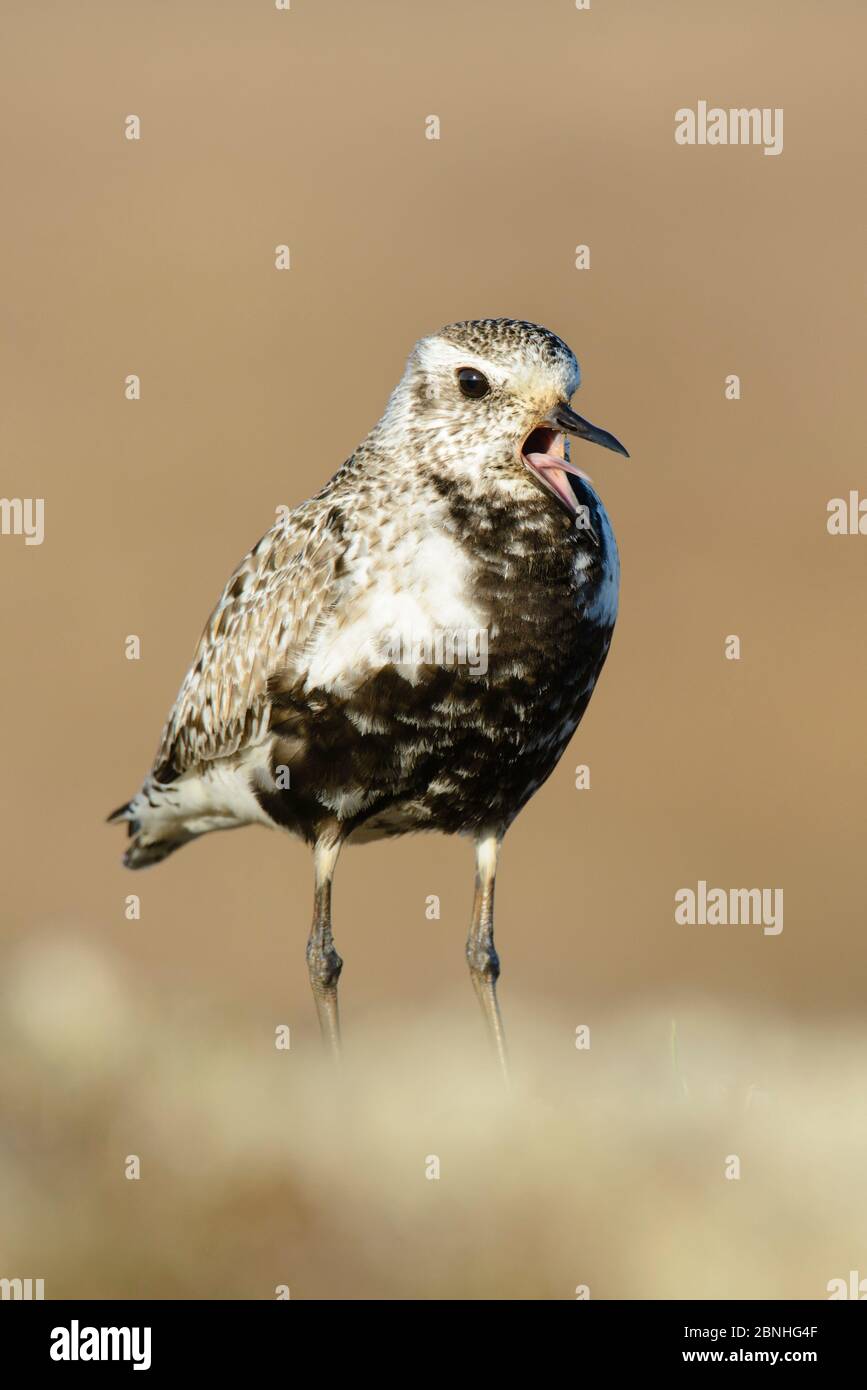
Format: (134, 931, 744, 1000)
(0, 0, 865, 1299)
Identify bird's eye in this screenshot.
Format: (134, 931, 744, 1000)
(457, 367, 490, 400)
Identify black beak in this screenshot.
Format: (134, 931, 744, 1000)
(554, 403, 629, 458)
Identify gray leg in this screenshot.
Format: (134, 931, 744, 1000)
(467, 832, 509, 1082)
(307, 838, 343, 1057)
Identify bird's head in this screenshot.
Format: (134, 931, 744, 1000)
(380, 318, 628, 520)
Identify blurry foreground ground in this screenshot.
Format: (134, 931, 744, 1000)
(1, 933, 864, 1300)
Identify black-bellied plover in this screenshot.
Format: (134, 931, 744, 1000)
(110, 319, 628, 1074)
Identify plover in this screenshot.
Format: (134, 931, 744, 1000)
(110, 319, 628, 1073)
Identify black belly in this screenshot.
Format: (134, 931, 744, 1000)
(255, 481, 617, 842)
(255, 614, 613, 842)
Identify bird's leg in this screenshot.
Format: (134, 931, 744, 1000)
(467, 832, 509, 1082)
(307, 837, 343, 1058)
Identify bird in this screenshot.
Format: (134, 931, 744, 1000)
(109, 318, 628, 1076)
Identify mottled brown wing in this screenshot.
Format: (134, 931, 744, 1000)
(152, 502, 343, 778)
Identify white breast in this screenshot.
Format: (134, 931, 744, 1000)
(304, 527, 484, 695)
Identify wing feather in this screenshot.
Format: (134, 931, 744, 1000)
(153, 501, 343, 777)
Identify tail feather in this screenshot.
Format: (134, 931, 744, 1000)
(107, 788, 195, 869)
(108, 759, 258, 869)
(122, 832, 194, 870)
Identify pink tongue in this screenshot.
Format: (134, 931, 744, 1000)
(525, 452, 584, 515)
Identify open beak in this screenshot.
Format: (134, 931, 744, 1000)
(520, 403, 628, 519)
(553, 402, 629, 458)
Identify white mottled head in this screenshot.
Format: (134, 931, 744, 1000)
(374, 318, 628, 519)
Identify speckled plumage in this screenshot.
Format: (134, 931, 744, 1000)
(110, 319, 625, 876)
(111, 318, 631, 1069)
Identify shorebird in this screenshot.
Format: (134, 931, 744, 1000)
(110, 318, 628, 1074)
